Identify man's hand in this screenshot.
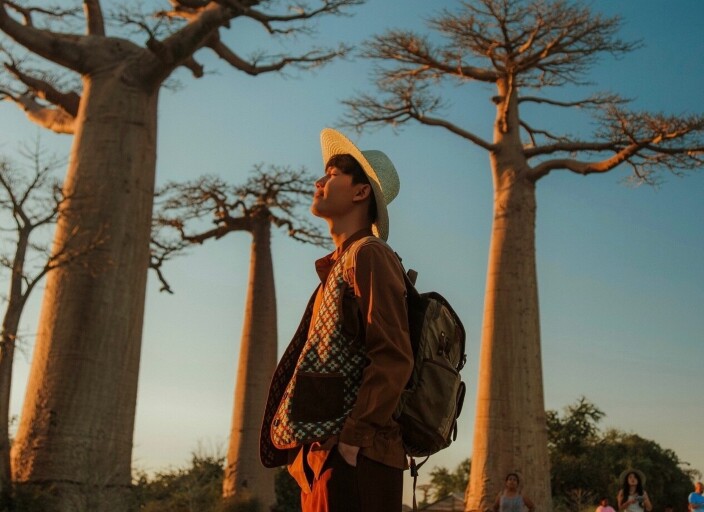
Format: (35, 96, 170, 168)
(337, 442, 359, 467)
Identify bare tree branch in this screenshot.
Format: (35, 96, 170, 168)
(226, 0, 363, 34)
(427, 0, 639, 88)
(530, 108, 704, 182)
(149, 224, 189, 294)
(3, 1, 81, 27)
(0, 137, 104, 308)
(518, 92, 628, 108)
(83, 0, 105, 36)
(342, 79, 495, 151)
(3, 62, 80, 116)
(156, 165, 328, 247)
(342, 0, 703, 191)
(150, 165, 328, 292)
(521, 119, 580, 147)
(3, 92, 75, 134)
(207, 37, 348, 75)
(0, 2, 90, 73)
(363, 30, 499, 84)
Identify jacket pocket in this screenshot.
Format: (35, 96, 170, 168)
(290, 372, 345, 422)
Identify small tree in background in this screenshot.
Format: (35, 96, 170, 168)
(0, 139, 102, 509)
(428, 458, 472, 504)
(132, 452, 224, 512)
(547, 398, 698, 512)
(340, 1, 704, 509)
(156, 165, 326, 510)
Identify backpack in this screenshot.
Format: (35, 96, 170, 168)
(394, 268, 467, 458)
(395, 265, 467, 512)
(347, 237, 468, 457)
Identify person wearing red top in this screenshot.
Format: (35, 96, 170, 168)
(260, 128, 413, 511)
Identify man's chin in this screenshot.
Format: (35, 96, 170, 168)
(310, 204, 323, 217)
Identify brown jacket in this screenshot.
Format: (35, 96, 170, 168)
(260, 229, 413, 469)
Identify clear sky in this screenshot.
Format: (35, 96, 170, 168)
(1, 0, 703, 507)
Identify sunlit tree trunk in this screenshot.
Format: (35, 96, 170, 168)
(466, 81, 552, 512)
(223, 217, 277, 509)
(11, 72, 158, 511)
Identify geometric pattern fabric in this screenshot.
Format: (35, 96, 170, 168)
(271, 246, 365, 448)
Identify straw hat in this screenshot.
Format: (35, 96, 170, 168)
(320, 128, 400, 241)
(619, 468, 646, 487)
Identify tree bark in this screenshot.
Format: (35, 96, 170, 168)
(10, 69, 158, 512)
(223, 216, 278, 509)
(0, 289, 24, 508)
(465, 79, 552, 512)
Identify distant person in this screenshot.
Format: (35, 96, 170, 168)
(597, 496, 617, 512)
(493, 473, 536, 512)
(618, 469, 653, 512)
(689, 482, 704, 512)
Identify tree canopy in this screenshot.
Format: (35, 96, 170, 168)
(548, 398, 698, 512)
(424, 398, 698, 512)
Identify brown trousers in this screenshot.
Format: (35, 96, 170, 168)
(300, 447, 403, 512)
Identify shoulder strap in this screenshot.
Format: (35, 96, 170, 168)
(341, 235, 386, 276)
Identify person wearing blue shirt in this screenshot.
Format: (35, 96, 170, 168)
(689, 482, 704, 512)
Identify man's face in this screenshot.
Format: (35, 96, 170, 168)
(311, 166, 365, 220)
(696, 482, 703, 494)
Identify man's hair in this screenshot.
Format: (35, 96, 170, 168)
(325, 153, 378, 223)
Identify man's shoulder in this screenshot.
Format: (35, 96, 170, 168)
(348, 236, 398, 265)
(343, 236, 405, 284)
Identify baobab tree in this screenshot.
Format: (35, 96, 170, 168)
(0, 1, 359, 509)
(0, 140, 102, 508)
(340, 1, 704, 511)
(156, 165, 327, 510)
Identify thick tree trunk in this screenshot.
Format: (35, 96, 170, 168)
(223, 217, 277, 509)
(466, 80, 552, 512)
(465, 167, 552, 512)
(10, 70, 158, 512)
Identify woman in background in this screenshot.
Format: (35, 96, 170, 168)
(617, 469, 653, 512)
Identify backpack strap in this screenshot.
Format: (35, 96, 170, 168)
(344, 236, 420, 294)
(410, 456, 430, 512)
(341, 235, 390, 282)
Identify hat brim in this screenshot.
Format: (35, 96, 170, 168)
(320, 129, 389, 240)
(619, 469, 646, 487)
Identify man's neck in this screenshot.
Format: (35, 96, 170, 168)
(328, 220, 372, 249)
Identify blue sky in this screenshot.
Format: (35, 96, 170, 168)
(1, 0, 703, 505)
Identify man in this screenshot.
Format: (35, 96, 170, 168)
(260, 128, 414, 511)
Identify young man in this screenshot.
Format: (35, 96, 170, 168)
(260, 128, 413, 511)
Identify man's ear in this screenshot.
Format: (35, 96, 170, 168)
(352, 183, 371, 203)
